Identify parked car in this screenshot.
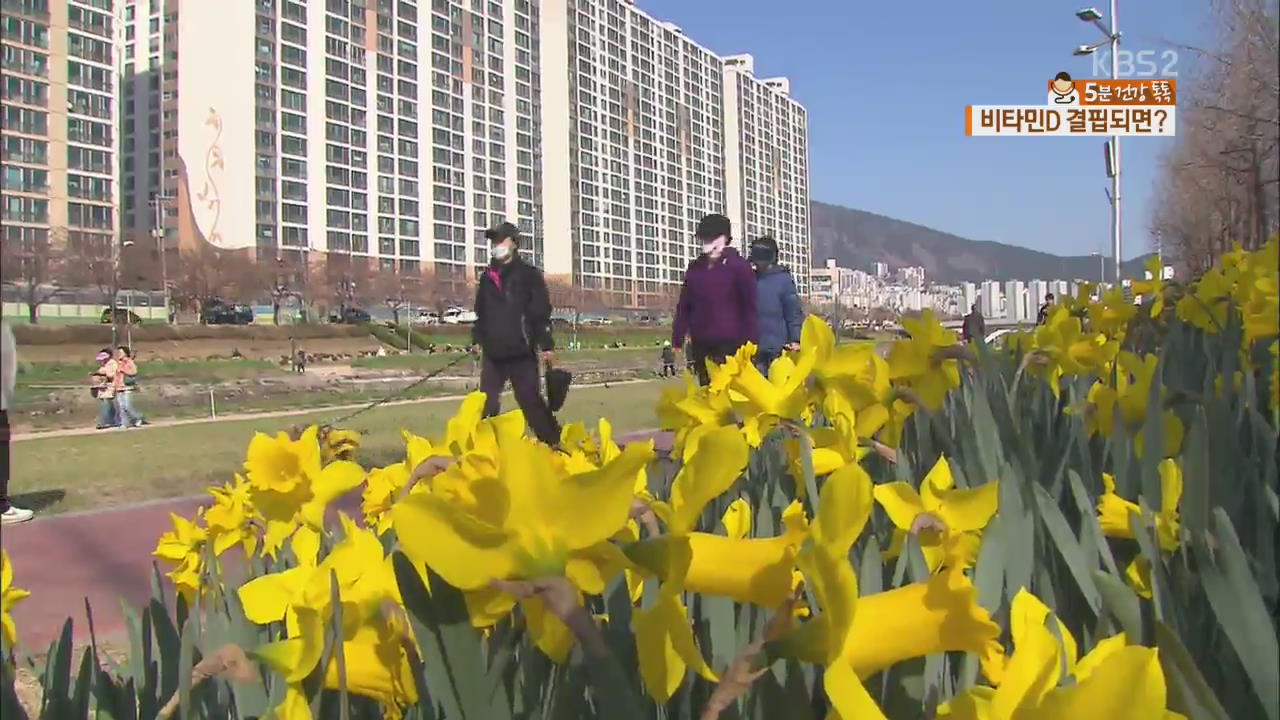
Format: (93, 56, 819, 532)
(413, 310, 441, 325)
(579, 315, 612, 326)
(100, 308, 143, 325)
(330, 307, 371, 324)
(201, 302, 254, 325)
(442, 307, 477, 325)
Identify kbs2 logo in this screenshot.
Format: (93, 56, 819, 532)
(1092, 49, 1179, 78)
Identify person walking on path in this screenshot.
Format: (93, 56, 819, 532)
(748, 236, 803, 374)
(113, 346, 146, 428)
(472, 221, 562, 446)
(961, 302, 987, 344)
(91, 348, 120, 429)
(1037, 293, 1055, 325)
(672, 214, 758, 386)
(1, 321, 34, 524)
(660, 341, 677, 377)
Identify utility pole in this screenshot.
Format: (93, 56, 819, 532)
(151, 193, 173, 322)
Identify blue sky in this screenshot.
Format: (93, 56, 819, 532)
(641, 0, 1212, 258)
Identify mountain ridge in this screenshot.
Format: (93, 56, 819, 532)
(809, 200, 1149, 284)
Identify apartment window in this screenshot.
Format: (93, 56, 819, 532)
(68, 202, 113, 230)
(67, 61, 112, 92)
(1, 136, 47, 164)
(282, 135, 307, 156)
(2, 196, 49, 223)
(282, 180, 307, 200)
(281, 112, 306, 133)
(281, 67, 306, 89)
(67, 173, 111, 201)
(0, 166, 48, 193)
(68, 6, 112, 38)
(282, 44, 307, 67)
(281, 90, 307, 111)
(1, 17, 51, 48)
(67, 33, 111, 64)
(66, 118, 111, 146)
(282, 204, 306, 223)
(1, 76, 48, 106)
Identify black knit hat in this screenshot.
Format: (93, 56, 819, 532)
(749, 236, 778, 263)
(695, 214, 732, 241)
(484, 221, 522, 245)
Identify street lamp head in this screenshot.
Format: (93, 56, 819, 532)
(122, 239, 136, 247)
(1073, 44, 1096, 56)
(1075, 7, 1103, 21)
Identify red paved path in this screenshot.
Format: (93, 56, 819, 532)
(1, 430, 670, 653)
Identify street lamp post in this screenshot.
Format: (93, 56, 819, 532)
(1073, 4, 1122, 284)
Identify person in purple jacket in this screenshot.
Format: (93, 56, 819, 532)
(672, 214, 759, 386)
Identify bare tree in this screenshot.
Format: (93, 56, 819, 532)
(1152, 0, 1279, 272)
(0, 229, 66, 324)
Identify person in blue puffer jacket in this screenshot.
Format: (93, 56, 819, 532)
(748, 236, 804, 374)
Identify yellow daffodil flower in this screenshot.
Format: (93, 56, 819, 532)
(391, 412, 653, 660)
(1131, 256, 1168, 319)
(721, 497, 751, 539)
(1086, 351, 1184, 458)
(940, 588, 1187, 720)
(153, 511, 209, 599)
(873, 455, 999, 573)
(255, 607, 418, 719)
(656, 374, 737, 461)
(1097, 461, 1181, 551)
(622, 425, 751, 701)
(242, 426, 367, 557)
(1097, 460, 1182, 597)
(770, 461, 1004, 718)
(1029, 307, 1119, 396)
(361, 461, 411, 535)
(1088, 285, 1139, 339)
(1175, 266, 1232, 334)
(320, 426, 361, 462)
(204, 475, 258, 558)
(886, 309, 962, 410)
(1, 550, 30, 651)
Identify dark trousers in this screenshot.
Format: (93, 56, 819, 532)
(661, 361, 676, 377)
(0, 410, 10, 513)
(479, 355, 562, 446)
(688, 339, 743, 387)
(754, 350, 780, 376)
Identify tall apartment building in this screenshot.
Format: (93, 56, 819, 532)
(540, 0, 728, 306)
(722, 53, 809, 295)
(122, 0, 544, 294)
(114, 0, 811, 309)
(2, 0, 120, 276)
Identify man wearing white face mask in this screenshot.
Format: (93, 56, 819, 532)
(672, 214, 759, 385)
(471, 222, 561, 446)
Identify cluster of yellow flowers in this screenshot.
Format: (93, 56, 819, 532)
(1009, 240, 1280, 450)
(6, 244, 1272, 718)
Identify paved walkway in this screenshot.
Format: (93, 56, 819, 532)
(12, 377, 657, 442)
(1, 430, 671, 652)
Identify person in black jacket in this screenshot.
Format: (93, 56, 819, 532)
(472, 222, 561, 446)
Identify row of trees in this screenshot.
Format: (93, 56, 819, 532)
(1152, 0, 1279, 273)
(0, 231, 682, 324)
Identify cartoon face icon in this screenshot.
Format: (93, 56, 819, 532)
(1050, 72, 1079, 104)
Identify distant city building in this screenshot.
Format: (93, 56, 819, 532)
(1004, 280, 1028, 322)
(899, 265, 925, 288)
(810, 258, 857, 307)
(961, 282, 978, 313)
(873, 261, 889, 280)
(980, 279, 1002, 319)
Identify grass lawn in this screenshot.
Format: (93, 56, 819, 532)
(9, 379, 677, 516)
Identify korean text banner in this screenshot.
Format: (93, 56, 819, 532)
(965, 105, 1176, 137)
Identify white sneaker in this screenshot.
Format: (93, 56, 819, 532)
(1, 506, 34, 525)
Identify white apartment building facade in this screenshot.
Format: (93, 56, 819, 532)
(113, 0, 811, 309)
(722, 53, 810, 295)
